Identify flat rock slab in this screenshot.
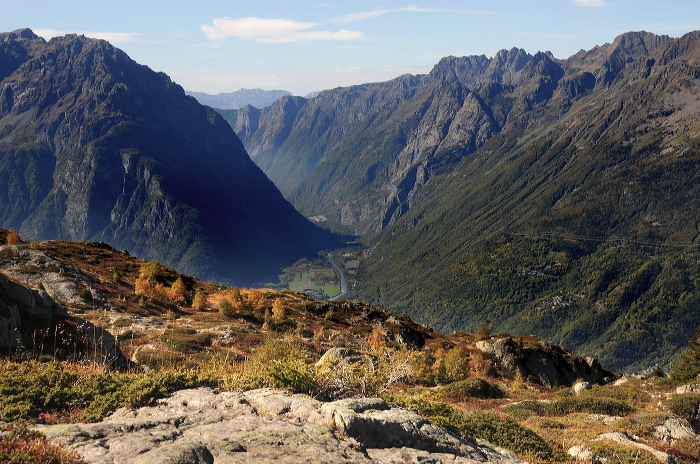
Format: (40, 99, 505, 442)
(36, 388, 524, 464)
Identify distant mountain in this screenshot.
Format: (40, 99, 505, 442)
(0, 28, 335, 286)
(224, 30, 700, 371)
(186, 88, 292, 109)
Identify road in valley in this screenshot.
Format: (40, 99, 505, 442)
(327, 252, 348, 301)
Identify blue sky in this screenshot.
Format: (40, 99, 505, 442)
(1, 0, 699, 96)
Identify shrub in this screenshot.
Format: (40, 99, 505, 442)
(664, 394, 700, 426)
(384, 390, 562, 461)
(451, 410, 566, 462)
(436, 347, 470, 384)
(588, 441, 664, 464)
(0, 361, 215, 423)
(161, 328, 211, 352)
(223, 339, 318, 395)
(0, 422, 85, 464)
(272, 298, 286, 322)
(505, 397, 635, 419)
(474, 324, 491, 340)
(5, 230, 21, 245)
(192, 290, 206, 311)
(441, 378, 504, 401)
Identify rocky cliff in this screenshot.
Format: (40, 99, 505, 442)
(186, 88, 292, 110)
(0, 28, 335, 286)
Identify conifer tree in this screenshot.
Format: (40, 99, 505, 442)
(672, 325, 700, 384)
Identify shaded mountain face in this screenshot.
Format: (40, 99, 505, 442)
(226, 30, 700, 371)
(0, 29, 334, 286)
(186, 88, 292, 110)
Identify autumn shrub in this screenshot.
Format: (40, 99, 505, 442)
(435, 346, 470, 384)
(0, 422, 84, 464)
(246, 290, 265, 310)
(271, 298, 286, 322)
(317, 348, 421, 399)
(441, 378, 504, 401)
(222, 338, 317, 394)
(5, 230, 21, 245)
(192, 290, 206, 311)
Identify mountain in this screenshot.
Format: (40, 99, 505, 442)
(186, 88, 292, 109)
(224, 30, 700, 371)
(0, 28, 335, 286)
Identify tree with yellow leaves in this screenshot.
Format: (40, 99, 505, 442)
(272, 297, 286, 323)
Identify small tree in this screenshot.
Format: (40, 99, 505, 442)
(672, 325, 700, 384)
(247, 290, 265, 309)
(192, 290, 206, 311)
(436, 346, 470, 384)
(474, 324, 491, 340)
(368, 327, 386, 353)
(272, 298, 286, 323)
(169, 277, 188, 305)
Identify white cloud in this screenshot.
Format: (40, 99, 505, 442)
(569, 0, 606, 6)
(34, 28, 142, 43)
(202, 17, 363, 43)
(335, 6, 491, 23)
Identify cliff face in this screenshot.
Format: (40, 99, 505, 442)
(0, 29, 334, 285)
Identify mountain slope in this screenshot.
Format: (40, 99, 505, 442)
(186, 88, 292, 110)
(0, 28, 334, 285)
(226, 30, 700, 371)
(356, 31, 700, 371)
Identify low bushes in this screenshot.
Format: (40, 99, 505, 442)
(0, 361, 216, 423)
(440, 378, 504, 401)
(0, 422, 84, 464)
(505, 396, 635, 419)
(384, 390, 565, 462)
(664, 394, 700, 427)
(160, 328, 211, 352)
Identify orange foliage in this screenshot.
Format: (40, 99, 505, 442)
(6, 230, 21, 244)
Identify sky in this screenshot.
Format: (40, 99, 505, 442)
(1, 0, 699, 96)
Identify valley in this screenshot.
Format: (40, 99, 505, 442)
(223, 30, 700, 373)
(1, 23, 700, 464)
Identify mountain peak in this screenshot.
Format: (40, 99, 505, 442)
(2, 28, 39, 41)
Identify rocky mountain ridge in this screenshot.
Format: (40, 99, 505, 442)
(186, 88, 292, 110)
(222, 31, 679, 234)
(0, 28, 334, 286)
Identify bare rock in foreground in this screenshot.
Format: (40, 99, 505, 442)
(37, 388, 524, 464)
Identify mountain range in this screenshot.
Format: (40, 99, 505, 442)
(223, 30, 700, 371)
(0, 28, 334, 286)
(186, 88, 292, 110)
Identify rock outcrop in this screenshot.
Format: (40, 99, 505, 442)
(476, 337, 616, 387)
(0, 268, 128, 368)
(37, 387, 524, 464)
